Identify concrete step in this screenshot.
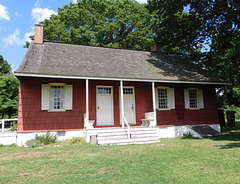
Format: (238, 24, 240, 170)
(98, 136, 160, 145)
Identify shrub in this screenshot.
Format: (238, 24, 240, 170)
(35, 131, 57, 145)
(26, 139, 42, 148)
(225, 105, 240, 119)
(181, 132, 197, 139)
(10, 124, 17, 131)
(57, 137, 86, 145)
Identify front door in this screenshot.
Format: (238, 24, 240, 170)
(120, 87, 136, 125)
(96, 86, 114, 126)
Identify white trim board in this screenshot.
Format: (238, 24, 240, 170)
(14, 72, 231, 86)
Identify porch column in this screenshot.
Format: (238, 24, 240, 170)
(85, 79, 89, 127)
(120, 80, 125, 128)
(152, 82, 157, 126)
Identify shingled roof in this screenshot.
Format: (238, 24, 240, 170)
(15, 42, 225, 84)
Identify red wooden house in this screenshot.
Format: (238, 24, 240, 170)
(14, 25, 228, 145)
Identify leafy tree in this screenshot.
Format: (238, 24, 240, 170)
(40, 0, 154, 51)
(0, 55, 19, 119)
(147, 0, 203, 61)
(148, 0, 240, 107)
(0, 55, 11, 75)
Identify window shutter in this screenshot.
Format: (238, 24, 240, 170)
(41, 84, 50, 110)
(155, 88, 158, 109)
(65, 85, 73, 110)
(197, 89, 204, 109)
(184, 89, 189, 109)
(167, 88, 175, 109)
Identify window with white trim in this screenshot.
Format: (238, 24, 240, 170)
(42, 83, 73, 111)
(155, 87, 175, 110)
(50, 86, 64, 110)
(184, 88, 204, 109)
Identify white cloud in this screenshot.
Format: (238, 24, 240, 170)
(14, 11, 22, 17)
(0, 4, 10, 21)
(24, 30, 34, 43)
(72, 0, 78, 3)
(3, 29, 24, 46)
(31, 7, 57, 23)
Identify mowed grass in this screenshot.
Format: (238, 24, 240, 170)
(0, 127, 240, 184)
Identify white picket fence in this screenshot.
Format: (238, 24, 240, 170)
(0, 118, 18, 132)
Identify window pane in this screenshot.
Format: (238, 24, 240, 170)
(50, 86, 64, 110)
(189, 89, 197, 108)
(158, 88, 168, 109)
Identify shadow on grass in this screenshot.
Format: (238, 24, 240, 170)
(209, 126, 240, 149)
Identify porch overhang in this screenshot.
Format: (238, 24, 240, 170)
(14, 72, 231, 86)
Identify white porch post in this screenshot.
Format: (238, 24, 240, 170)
(120, 80, 125, 128)
(85, 79, 89, 128)
(152, 82, 157, 126)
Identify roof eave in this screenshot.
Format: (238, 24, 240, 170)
(14, 72, 231, 86)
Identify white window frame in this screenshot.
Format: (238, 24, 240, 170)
(184, 88, 204, 110)
(41, 83, 73, 112)
(155, 87, 175, 110)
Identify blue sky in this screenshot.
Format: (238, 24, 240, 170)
(0, 0, 147, 71)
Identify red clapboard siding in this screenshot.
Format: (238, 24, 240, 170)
(17, 77, 219, 132)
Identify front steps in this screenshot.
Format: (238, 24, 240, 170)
(95, 127, 160, 145)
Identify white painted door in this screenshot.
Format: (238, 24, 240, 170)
(97, 86, 114, 126)
(120, 87, 136, 125)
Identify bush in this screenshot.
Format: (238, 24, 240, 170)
(225, 105, 240, 119)
(26, 139, 42, 148)
(181, 132, 197, 139)
(10, 123, 17, 131)
(35, 131, 57, 145)
(57, 137, 86, 145)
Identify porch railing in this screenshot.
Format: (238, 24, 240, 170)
(123, 116, 130, 140)
(0, 118, 18, 132)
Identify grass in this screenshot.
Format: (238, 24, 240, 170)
(0, 128, 240, 184)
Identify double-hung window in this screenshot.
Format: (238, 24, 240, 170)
(156, 87, 175, 110)
(184, 88, 204, 110)
(42, 83, 73, 111)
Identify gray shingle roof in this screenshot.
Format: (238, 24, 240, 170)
(15, 42, 224, 83)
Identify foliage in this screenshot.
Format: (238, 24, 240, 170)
(0, 74, 19, 119)
(181, 132, 197, 139)
(10, 123, 17, 131)
(0, 55, 11, 76)
(35, 131, 57, 145)
(225, 105, 240, 120)
(26, 139, 42, 148)
(0, 55, 19, 119)
(147, 0, 202, 61)
(57, 137, 86, 145)
(34, 0, 155, 51)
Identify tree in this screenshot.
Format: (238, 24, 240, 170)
(0, 55, 11, 75)
(0, 55, 19, 119)
(148, 0, 240, 107)
(40, 0, 154, 51)
(147, 0, 203, 61)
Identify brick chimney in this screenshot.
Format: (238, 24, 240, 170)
(34, 24, 44, 44)
(152, 43, 161, 52)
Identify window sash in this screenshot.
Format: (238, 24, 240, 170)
(158, 88, 168, 109)
(50, 86, 64, 110)
(189, 89, 198, 109)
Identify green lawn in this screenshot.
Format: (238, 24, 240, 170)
(1, 128, 240, 184)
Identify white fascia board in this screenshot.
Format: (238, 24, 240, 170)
(14, 72, 231, 86)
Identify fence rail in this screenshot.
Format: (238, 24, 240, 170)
(0, 118, 18, 132)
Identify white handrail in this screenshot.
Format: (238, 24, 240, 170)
(0, 118, 18, 132)
(123, 116, 130, 140)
